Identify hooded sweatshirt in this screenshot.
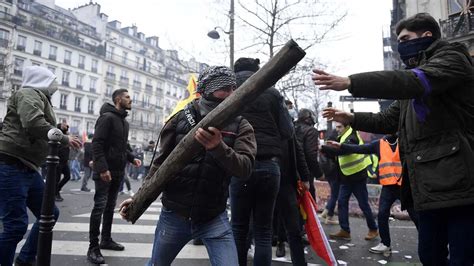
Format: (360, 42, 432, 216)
(0, 66, 69, 170)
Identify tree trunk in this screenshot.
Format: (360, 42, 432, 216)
(125, 39, 306, 223)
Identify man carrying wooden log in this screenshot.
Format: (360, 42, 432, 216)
(119, 65, 257, 266)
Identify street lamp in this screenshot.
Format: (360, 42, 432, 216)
(207, 0, 234, 70)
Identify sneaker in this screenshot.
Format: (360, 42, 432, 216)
(55, 194, 64, 202)
(329, 229, 351, 240)
(325, 215, 339, 225)
(128, 190, 135, 197)
(319, 209, 329, 219)
(276, 241, 286, 257)
(87, 246, 105, 264)
(369, 243, 391, 254)
(365, 229, 379, 241)
(81, 187, 91, 192)
(100, 238, 125, 251)
(14, 257, 34, 266)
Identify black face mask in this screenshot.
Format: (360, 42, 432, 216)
(397, 36, 436, 68)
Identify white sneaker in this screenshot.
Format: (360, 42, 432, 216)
(369, 243, 391, 254)
(325, 215, 339, 225)
(129, 190, 135, 197)
(319, 209, 328, 219)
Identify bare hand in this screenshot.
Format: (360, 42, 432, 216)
(68, 135, 82, 149)
(312, 69, 351, 91)
(119, 198, 133, 221)
(322, 107, 354, 124)
(100, 170, 112, 182)
(133, 159, 142, 167)
(325, 140, 341, 149)
(195, 127, 222, 150)
(89, 160, 93, 168)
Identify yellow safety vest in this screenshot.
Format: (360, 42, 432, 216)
(338, 127, 372, 176)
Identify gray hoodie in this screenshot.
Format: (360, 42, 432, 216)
(0, 66, 68, 170)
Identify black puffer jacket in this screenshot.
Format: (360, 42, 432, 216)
(92, 103, 135, 175)
(236, 70, 294, 159)
(349, 40, 474, 211)
(295, 121, 323, 179)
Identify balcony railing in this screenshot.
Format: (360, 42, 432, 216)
(0, 39, 8, 48)
(120, 77, 129, 85)
(145, 84, 153, 91)
(90, 88, 96, 93)
(62, 81, 69, 87)
(75, 107, 81, 112)
(132, 81, 142, 88)
(88, 109, 94, 114)
(16, 45, 25, 51)
(106, 72, 116, 81)
(91, 67, 98, 73)
(13, 69, 22, 76)
(440, 13, 474, 39)
(78, 63, 84, 69)
(33, 50, 41, 56)
(59, 105, 67, 110)
(49, 54, 56, 61)
(64, 59, 71, 65)
(76, 85, 83, 90)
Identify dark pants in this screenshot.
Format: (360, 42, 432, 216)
(378, 185, 418, 247)
(274, 184, 307, 266)
(56, 161, 71, 194)
(326, 176, 340, 216)
(418, 204, 474, 266)
(338, 179, 377, 233)
(230, 160, 280, 266)
(89, 173, 123, 248)
(0, 163, 59, 265)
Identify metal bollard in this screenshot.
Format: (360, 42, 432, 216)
(37, 128, 63, 266)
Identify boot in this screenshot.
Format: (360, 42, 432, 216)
(100, 238, 125, 251)
(329, 229, 351, 240)
(365, 229, 379, 241)
(87, 246, 105, 264)
(319, 209, 329, 219)
(325, 215, 339, 225)
(275, 241, 286, 257)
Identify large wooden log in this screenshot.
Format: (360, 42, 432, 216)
(125, 39, 306, 223)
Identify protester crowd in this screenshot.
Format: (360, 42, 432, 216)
(1, 12, 473, 266)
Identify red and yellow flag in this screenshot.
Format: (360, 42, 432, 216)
(166, 75, 199, 122)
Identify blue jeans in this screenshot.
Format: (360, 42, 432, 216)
(378, 185, 418, 247)
(0, 163, 60, 265)
(326, 177, 340, 216)
(149, 209, 237, 266)
(230, 160, 280, 266)
(338, 179, 377, 233)
(69, 160, 81, 180)
(418, 204, 474, 266)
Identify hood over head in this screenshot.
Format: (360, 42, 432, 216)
(21, 66, 57, 97)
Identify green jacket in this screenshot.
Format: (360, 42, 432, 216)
(0, 87, 67, 170)
(348, 40, 474, 211)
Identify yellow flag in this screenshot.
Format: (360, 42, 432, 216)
(166, 74, 199, 122)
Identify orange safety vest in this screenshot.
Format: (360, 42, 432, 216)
(378, 139, 402, 186)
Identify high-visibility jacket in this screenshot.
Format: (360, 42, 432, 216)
(367, 154, 379, 179)
(378, 139, 402, 186)
(338, 127, 372, 176)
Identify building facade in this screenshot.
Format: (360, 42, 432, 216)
(0, 0, 203, 146)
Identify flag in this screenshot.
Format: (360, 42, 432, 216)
(166, 74, 199, 122)
(297, 181, 337, 266)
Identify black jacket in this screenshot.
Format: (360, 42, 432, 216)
(92, 103, 135, 175)
(295, 121, 323, 179)
(349, 40, 474, 211)
(83, 141, 92, 167)
(235, 70, 294, 159)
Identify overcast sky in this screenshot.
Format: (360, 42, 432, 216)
(56, 0, 393, 112)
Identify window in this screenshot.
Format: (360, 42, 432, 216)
(71, 119, 80, 135)
(76, 74, 84, 89)
(106, 46, 114, 59)
(62, 71, 70, 86)
(60, 94, 68, 109)
(86, 121, 94, 133)
(106, 65, 115, 80)
(120, 69, 128, 84)
(64, 50, 72, 65)
(133, 92, 139, 102)
(78, 55, 85, 69)
(17, 35, 26, 51)
(448, 0, 474, 15)
(88, 99, 94, 114)
(144, 94, 150, 107)
(119, 36, 124, 46)
(106, 85, 113, 97)
(74, 96, 82, 112)
(122, 51, 128, 64)
(47, 65, 56, 74)
(33, 41, 42, 56)
(91, 59, 98, 73)
(0, 29, 9, 48)
(136, 56, 140, 68)
(13, 58, 24, 76)
(90, 78, 97, 93)
(49, 45, 57, 60)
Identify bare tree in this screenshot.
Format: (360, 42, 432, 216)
(236, 0, 347, 58)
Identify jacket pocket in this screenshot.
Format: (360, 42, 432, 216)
(414, 139, 469, 193)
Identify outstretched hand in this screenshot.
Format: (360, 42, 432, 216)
(312, 69, 351, 91)
(322, 107, 354, 125)
(325, 140, 341, 149)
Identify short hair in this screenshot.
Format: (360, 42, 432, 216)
(112, 89, 128, 104)
(395, 13, 441, 40)
(284, 99, 293, 105)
